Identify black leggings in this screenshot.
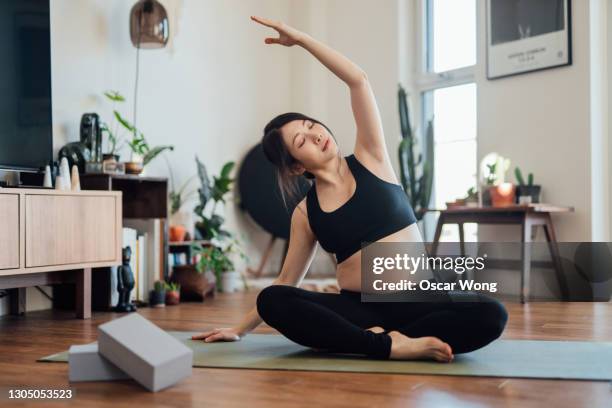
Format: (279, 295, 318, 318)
(256, 285, 508, 359)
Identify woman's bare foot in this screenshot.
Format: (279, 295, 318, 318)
(366, 326, 385, 334)
(388, 331, 453, 363)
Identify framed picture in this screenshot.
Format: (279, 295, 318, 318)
(486, 0, 572, 79)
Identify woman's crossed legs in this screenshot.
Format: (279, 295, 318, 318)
(256, 285, 507, 361)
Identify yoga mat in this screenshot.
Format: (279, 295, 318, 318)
(39, 331, 612, 381)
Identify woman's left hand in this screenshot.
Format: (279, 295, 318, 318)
(251, 15, 304, 47)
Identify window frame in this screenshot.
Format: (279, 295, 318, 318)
(416, 0, 478, 241)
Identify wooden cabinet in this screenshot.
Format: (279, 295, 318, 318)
(0, 189, 122, 318)
(0, 194, 19, 270)
(25, 194, 118, 267)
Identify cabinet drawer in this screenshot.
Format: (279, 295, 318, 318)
(0, 194, 19, 269)
(25, 194, 118, 267)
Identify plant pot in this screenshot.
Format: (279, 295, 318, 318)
(171, 264, 216, 301)
(103, 153, 120, 162)
(489, 183, 515, 207)
(194, 222, 213, 241)
(516, 185, 541, 204)
(165, 290, 180, 305)
(169, 225, 187, 242)
(125, 161, 144, 175)
(149, 289, 166, 308)
(221, 271, 241, 293)
(170, 210, 194, 239)
(481, 187, 492, 206)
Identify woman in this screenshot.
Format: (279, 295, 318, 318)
(192, 16, 507, 362)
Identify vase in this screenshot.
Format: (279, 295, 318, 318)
(170, 210, 194, 239)
(489, 183, 515, 207)
(149, 290, 166, 307)
(171, 265, 216, 301)
(165, 290, 180, 305)
(169, 225, 187, 242)
(221, 271, 241, 293)
(516, 185, 541, 204)
(125, 161, 144, 175)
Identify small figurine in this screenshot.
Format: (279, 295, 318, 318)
(43, 165, 52, 188)
(59, 157, 71, 190)
(113, 246, 137, 312)
(54, 175, 63, 190)
(71, 165, 81, 191)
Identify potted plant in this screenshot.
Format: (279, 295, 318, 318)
(126, 130, 174, 174)
(168, 173, 198, 242)
(465, 186, 479, 207)
(193, 157, 235, 240)
(193, 238, 248, 293)
(149, 280, 166, 308)
(99, 90, 174, 174)
(514, 167, 541, 204)
(100, 91, 125, 162)
(481, 154, 514, 207)
(165, 282, 181, 305)
(171, 263, 217, 302)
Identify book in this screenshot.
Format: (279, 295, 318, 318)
(124, 220, 162, 295)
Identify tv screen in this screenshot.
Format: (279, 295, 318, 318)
(0, 0, 52, 172)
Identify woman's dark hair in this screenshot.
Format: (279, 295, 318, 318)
(261, 112, 335, 210)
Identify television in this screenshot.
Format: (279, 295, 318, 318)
(0, 0, 52, 172)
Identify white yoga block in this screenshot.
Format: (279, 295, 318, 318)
(68, 343, 130, 382)
(98, 313, 193, 392)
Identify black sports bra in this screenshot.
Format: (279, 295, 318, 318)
(306, 154, 417, 263)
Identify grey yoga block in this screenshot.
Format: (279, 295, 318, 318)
(68, 343, 130, 382)
(98, 313, 193, 392)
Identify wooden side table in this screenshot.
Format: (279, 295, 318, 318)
(428, 204, 574, 303)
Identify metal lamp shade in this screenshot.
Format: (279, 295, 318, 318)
(129, 0, 169, 49)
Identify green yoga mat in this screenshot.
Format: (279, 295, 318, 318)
(39, 331, 612, 381)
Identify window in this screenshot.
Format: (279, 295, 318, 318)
(418, 0, 478, 242)
(427, 0, 477, 72)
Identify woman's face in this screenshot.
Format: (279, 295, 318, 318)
(280, 119, 337, 174)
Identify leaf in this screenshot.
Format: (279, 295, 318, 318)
(104, 91, 125, 102)
(143, 145, 174, 166)
(114, 110, 134, 132)
(195, 156, 212, 209)
(220, 161, 235, 179)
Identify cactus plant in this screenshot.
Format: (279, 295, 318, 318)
(154, 280, 166, 292)
(398, 84, 434, 221)
(514, 167, 525, 186)
(165, 282, 180, 292)
(515, 167, 534, 186)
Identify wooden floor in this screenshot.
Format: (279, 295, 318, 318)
(0, 291, 611, 408)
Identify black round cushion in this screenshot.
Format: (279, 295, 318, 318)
(238, 143, 309, 240)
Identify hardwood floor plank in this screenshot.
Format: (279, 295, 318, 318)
(0, 292, 610, 407)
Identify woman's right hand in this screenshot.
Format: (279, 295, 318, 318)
(250, 15, 304, 47)
(191, 327, 242, 342)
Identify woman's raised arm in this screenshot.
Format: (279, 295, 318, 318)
(251, 16, 389, 164)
